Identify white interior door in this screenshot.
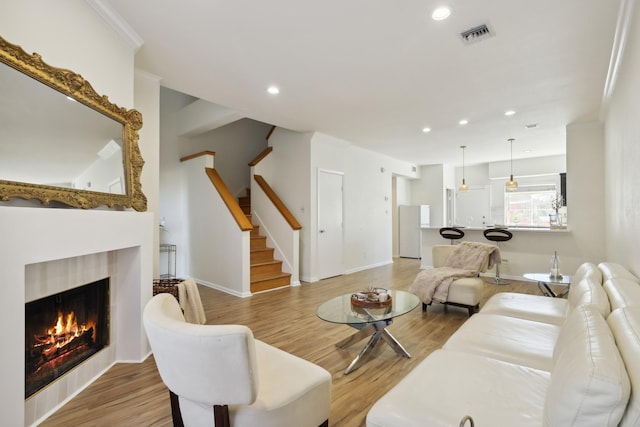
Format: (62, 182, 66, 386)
(317, 170, 344, 279)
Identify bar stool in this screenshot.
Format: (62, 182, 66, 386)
(483, 228, 513, 285)
(439, 227, 465, 245)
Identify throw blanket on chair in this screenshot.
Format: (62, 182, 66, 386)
(177, 278, 207, 324)
(409, 242, 501, 304)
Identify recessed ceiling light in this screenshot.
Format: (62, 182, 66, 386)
(459, 119, 468, 125)
(267, 86, 280, 95)
(505, 110, 516, 116)
(422, 127, 431, 133)
(431, 7, 452, 21)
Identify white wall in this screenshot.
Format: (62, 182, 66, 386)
(181, 155, 250, 296)
(410, 165, 445, 227)
(604, 0, 640, 275)
(310, 133, 417, 279)
(566, 121, 606, 264)
(185, 118, 270, 197)
(268, 129, 314, 279)
(267, 129, 417, 282)
(135, 70, 162, 277)
(158, 88, 195, 276)
(0, 2, 134, 109)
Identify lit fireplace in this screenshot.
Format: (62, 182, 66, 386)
(25, 278, 109, 398)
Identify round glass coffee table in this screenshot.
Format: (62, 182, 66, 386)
(524, 273, 572, 298)
(316, 290, 419, 374)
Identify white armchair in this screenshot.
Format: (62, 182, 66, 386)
(143, 294, 331, 427)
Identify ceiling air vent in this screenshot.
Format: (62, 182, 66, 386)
(460, 24, 494, 45)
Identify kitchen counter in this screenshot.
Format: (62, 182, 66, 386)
(421, 226, 570, 232)
(420, 226, 579, 280)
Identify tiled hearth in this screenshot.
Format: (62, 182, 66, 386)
(0, 207, 153, 426)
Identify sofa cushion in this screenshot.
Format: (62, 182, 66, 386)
(544, 305, 630, 427)
(567, 275, 611, 317)
(599, 262, 639, 283)
(608, 307, 640, 427)
(604, 278, 640, 311)
(443, 313, 560, 371)
(572, 262, 602, 284)
(366, 349, 549, 427)
(480, 292, 568, 325)
(552, 303, 596, 361)
(479, 262, 606, 326)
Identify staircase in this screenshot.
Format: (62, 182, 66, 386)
(239, 189, 291, 293)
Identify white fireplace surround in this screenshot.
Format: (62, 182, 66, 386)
(0, 207, 154, 426)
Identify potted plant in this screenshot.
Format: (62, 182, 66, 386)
(550, 193, 564, 228)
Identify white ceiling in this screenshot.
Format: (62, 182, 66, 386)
(105, 0, 623, 168)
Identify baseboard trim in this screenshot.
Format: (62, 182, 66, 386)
(345, 259, 393, 275)
(194, 278, 252, 298)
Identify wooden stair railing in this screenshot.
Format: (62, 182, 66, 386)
(180, 150, 216, 163)
(253, 175, 302, 230)
(265, 125, 277, 141)
(248, 147, 273, 167)
(205, 168, 252, 231)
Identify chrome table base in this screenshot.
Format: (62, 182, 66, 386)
(335, 320, 411, 374)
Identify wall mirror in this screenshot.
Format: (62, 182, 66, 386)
(0, 35, 147, 211)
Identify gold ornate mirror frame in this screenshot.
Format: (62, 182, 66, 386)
(0, 35, 147, 211)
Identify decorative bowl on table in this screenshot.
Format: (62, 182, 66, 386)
(351, 288, 392, 314)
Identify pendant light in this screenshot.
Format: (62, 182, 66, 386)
(505, 138, 518, 191)
(458, 145, 469, 193)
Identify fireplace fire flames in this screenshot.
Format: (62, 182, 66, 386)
(33, 311, 96, 365)
(25, 278, 109, 398)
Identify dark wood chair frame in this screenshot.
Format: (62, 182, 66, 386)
(169, 390, 329, 427)
(422, 300, 479, 317)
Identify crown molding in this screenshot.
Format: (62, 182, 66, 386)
(86, 0, 144, 51)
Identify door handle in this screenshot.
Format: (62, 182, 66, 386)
(319, 230, 325, 233)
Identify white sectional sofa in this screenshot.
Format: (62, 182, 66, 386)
(366, 262, 640, 427)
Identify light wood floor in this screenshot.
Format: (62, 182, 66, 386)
(41, 258, 544, 427)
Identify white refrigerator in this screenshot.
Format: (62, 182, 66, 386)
(398, 205, 430, 258)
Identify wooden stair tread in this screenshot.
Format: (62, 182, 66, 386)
(250, 271, 291, 282)
(239, 189, 290, 292)
(250, 259, 282, 267)
(250, 247, 272, 252)
(250, 236, 266, 245)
